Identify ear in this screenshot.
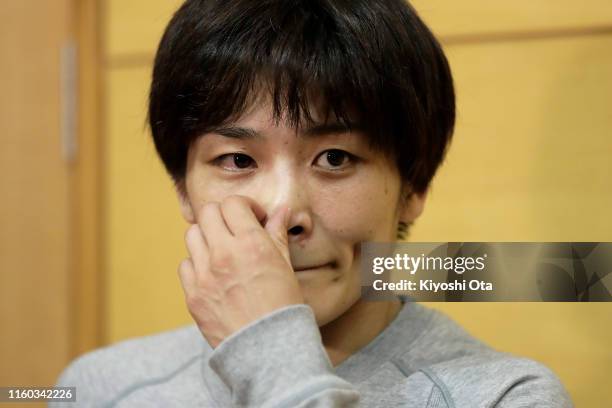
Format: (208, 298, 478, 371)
(398, 187, 428, 224)
(175, 180, 196, 224)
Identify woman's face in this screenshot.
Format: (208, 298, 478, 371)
(177, 99, 425, 326)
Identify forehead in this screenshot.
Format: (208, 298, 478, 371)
(234, 86, 357, 128)
(199, 96, 366, 144)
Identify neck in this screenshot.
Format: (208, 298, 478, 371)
(320, 296, 402, 367)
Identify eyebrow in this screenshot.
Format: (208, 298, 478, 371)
(209, 122, 364, 140)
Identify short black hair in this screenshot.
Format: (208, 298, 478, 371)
(148, 0, 455, 196)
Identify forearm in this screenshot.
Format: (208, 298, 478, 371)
(208, 304, 360, 407)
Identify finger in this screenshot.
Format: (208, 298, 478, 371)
(197, 201, 232, 252)
(221, 195, 268, 236)
(184, 224, 210, 273)
(177, 257, 197, 296)
(265, 205, 292, 265)
(266, 205, 291, 235)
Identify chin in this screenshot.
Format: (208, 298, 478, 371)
(300, 281, 362, 327)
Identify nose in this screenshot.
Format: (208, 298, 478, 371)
(260, 161, 313, 244)
(288, 224, 304, 236)
(286, 208, 313, 244)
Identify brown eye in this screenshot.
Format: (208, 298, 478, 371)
(315, 149, 354, 170)
(232, 153, 253, 168)
(214, 153, 255, 171)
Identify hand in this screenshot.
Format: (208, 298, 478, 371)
(178, 195, 304, 349)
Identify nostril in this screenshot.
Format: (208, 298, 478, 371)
(288, 225, 303, 235)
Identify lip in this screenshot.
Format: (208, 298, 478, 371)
(294, 262, 332, 272)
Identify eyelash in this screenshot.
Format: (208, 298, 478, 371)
(211, 149, 358, 173)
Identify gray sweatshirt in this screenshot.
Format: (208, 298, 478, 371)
(50, 296, 573, 407)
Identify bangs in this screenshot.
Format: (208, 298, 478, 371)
(184, 1, 399, 154)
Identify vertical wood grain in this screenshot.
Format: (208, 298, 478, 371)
(0, 0, 72, 388)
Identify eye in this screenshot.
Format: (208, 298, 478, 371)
(314, 149, 356, 171)
(213, 153, 256, 172)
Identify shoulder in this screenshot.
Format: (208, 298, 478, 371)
(395, 303, 573, 407)
(51, 324, 207, 406)
(398, 302, 494, 365)
(419, 353, 573, 407)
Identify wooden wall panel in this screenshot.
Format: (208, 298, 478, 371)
(70, 0, 105, 360)
(411, 0, 612, 39)
(412, 35, 612, 242)
(104, 66, 192, 342)
(105, 0, 182, 58)
(0, 0, 71, 390)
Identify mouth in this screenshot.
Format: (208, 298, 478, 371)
(293, 262, 334, 272)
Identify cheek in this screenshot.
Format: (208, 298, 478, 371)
(315, 172, 400, 241)
(186, 163, 401, 241)
(186, 168, 241, 208)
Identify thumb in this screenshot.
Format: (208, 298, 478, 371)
(265, 206, 292, 264)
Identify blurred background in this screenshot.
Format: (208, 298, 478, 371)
(1, 0, 611, 406)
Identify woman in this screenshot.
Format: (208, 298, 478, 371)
(52, 0, 572, 406)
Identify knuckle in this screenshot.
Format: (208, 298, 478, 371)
(184, 224, 198, 242)
(210, 251, 233, 272)
(215, 271, 235, 289)
(185, 292, 205, 311)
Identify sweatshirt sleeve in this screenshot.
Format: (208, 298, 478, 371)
(207, 303, 361, 408)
